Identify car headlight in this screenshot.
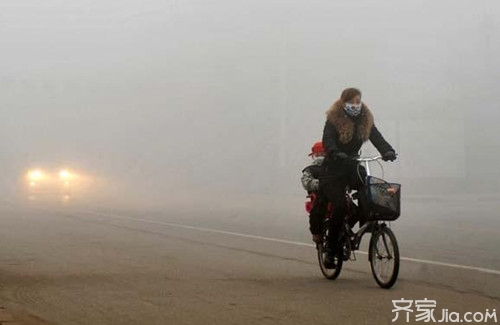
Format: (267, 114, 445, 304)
(27, 169, 45, 187)
(28, 170, 43, 181)
(59, 170, 71, 180)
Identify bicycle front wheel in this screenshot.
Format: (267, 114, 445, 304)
(369, 225, 400, 289)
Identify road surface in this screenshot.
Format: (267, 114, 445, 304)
(0, 198, 498, 324)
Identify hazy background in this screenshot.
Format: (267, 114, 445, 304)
(1, 0, 499, 206)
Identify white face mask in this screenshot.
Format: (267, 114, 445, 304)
(344, 103, 362, 117)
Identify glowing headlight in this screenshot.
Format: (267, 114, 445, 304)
(28, 170, 43, 181)
(59, 170, 71, 180)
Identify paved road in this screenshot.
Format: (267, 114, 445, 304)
(0, 200, 498, 324)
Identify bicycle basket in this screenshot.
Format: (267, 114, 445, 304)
(365, 176, 401, 221)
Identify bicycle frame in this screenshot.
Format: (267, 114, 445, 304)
(341, 156, 388, 258)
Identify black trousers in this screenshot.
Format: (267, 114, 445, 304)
(319, 161, 367, 244)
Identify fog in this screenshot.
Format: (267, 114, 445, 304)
(1, 0, 499, 207)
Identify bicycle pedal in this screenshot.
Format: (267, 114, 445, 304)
(349, 251, 357, 262)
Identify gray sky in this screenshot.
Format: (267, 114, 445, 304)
(1, 0, 499, 200)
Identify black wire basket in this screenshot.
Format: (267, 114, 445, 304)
(365, 176, 401, 221)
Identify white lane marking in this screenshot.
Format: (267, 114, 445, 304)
(81, 210, 500, 276)
(80, 210, 315, 247)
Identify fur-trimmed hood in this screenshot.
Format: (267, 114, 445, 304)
(326, 100, 374, 144)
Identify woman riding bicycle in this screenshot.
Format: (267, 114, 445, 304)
(320, 87, 397, 264)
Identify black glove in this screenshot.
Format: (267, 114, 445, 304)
(334, 152, 350, 160)
(382, 150, 397, 162)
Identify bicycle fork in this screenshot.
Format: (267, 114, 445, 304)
(368, 223, 393, 262)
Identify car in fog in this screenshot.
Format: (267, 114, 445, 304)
(25, 168, 76, 201)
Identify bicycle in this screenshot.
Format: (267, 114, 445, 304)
(307, 155, 401, 289)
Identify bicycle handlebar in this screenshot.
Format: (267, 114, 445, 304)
(355, 156, 383, 162)
(333, 153, 397, 163)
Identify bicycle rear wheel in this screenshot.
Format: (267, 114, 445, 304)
(317, 233, 344, 280)
(316, 223, 344, 280)
(369, 225, 399, 289)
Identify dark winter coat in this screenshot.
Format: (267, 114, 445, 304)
(301, 157, 324, 193)
(321, 100, 394, 177)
